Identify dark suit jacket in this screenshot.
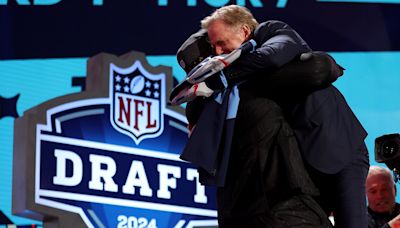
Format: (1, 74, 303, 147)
(224, 20, 367, 174)
(279, 85, 367, 174)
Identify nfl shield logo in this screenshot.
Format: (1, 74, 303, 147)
(110, 60, 165, 144)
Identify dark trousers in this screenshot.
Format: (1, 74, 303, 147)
(308, 143, 370, 228)
(219, 195, 332, 228)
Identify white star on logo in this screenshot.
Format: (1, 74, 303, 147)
(153, 82, 159, 90)
(124, 77, 130, 84)
(154, 91, 160, 98)
(115, 84, 121, 91)
(115, 75, 121, 82)
(146, 81, 152, 88)
(145, 89, 151, 97)
(124, 85, 130, 93)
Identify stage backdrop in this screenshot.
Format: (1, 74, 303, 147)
(1, 1, 400, 227)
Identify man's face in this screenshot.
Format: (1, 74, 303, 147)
(207, 19, 247, 55)
(366, 174, 396, 213)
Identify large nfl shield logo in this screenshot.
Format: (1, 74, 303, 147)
(13, 52, 218, 228)
(110, 60, 165, 144)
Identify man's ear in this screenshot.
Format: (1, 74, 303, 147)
(242, 24, 251, 40)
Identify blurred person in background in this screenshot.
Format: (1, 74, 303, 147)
(366, 166, 400, 228)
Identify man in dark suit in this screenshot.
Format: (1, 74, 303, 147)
(182, 4, 369, 227)
(177, 29, 333, 228)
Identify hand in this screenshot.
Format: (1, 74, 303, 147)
(388, 214, 400, 228)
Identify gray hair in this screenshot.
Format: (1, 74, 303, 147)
(367, 165, 395, 186)
(201, 5, 259, 32)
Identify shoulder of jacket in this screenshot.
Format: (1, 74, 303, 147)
(254, 20, 290, 43)
(258, 20, 288, 28)
(255, 20, 290, 34)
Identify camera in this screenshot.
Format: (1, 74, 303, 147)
(375, 133, 400, 179)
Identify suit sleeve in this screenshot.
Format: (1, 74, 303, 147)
(223, 20, 311, 85)
(211, 21, 342, 94)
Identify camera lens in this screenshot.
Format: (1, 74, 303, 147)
(382, 140, 399, 158)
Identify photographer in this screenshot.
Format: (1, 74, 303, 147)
(366, 166, 400, 228)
